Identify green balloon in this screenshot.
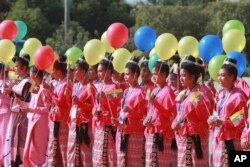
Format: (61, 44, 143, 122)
(222, 20, 245, 36)
(148, 53, 159, 72)
(15, 21, 27, 40)
(65, 47, 83, 66)
(208, 54, 227, 82)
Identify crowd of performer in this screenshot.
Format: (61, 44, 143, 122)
(0, 53, 249, 167)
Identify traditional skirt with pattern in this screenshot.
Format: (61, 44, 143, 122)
(67, 121, 93, 167)
(4, 112, 27, 166)
(176, 135, 209, 167)
(116, 131, 145, 167)
(145, 134, 176, 167)
(212, 137, 241, 167)
(92, 126, 117, 167)
(0, 112, 10, 164)
(47, 120, 69, 167)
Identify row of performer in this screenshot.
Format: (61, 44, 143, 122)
(0, 54, 249, 167)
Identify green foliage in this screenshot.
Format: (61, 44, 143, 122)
(46, 21, 90, 55)
(7, 0, 54, 42)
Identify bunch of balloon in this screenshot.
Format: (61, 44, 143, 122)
(208, 55, 227, 82)
(65, 47, 83, 68)
(107, 22, 128, 49)
(134, 26, 156, 52)
(198, 35, 223, 63)
(84, 39, 106, 66)
(222, 20, 246, 54)
(155, 33, 178, 61)
(34, 46, 55, 70)
(0, 20, 18, 40)
(178, 36, 199, 59)
(22, 38, 42, 66)
(112, 48, 131, 73)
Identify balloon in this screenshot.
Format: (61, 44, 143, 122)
(131, 50, 144, 57)
(65, 47, 83, 66)
(148, 53, 159, 72)
(46, 52, 59, 74)
(222, 29, 246, 53)
(199, 35, 223, 63)
(112, 48, 131, 73)
(19, 48, 25, 57)
(208, 55, 227, 82)
(178, 36, 199, 58)
(107, 22, 128, 48)
(84, 39, 106, 66)
(155, 33, 178, 60)
(8, 71, 18, 80)
(15, 20, 28, 40)
(134, 26, 156, 52)
(0, 20, 18, 40)
(101, 31, 114, 53)
(34, 46, 55, 70)
(23, 38, 42, 65)
(223, 20, 245, 35)
(0, 39, 16, 63)
(227, 51, 247, 76)
(149, 48, 156, 57)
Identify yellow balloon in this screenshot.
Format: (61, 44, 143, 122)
(178, 36, 199, 59)
(6, 60, 15, 67)
(8, 71, 18, 80)
(84, 39, 106, 66)
(155, 33, 178, 60)
(149, 48, 156, 57)
(23, 38, 42, 65)
(112, 48, 131, 73)
(222, 29, 246, 53)
(132, 49, 144, 57)
(101, 31, 115, 53)
(45, 52, 59, 74)
(0, 39, 16, 64)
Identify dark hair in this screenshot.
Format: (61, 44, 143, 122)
(126, 57, 140, 77)
(196, 58, 205, 80)
(169, 54, 181, 65)
(221, 58, 238, 81)
(31, 66, 44, 79)
(140, 57, 149, 69)
(15, 54, 30, 70)
(75, 57, 89, 73)
(153, 60, 170, 77)
(0, 62, 5, 71)
(180, 55, 199, 81)
(99, 55, 114, 73)
(53, 55, 67, 74)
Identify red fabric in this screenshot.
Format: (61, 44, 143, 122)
(241, 99, 250, 150)
(116, 131, 145, 167)
(51, 80, 73, 123)
(117, 86, 147, 134)
(145, 134, 176, 167)
(214, 87, 247, 140)
(234, 78, 250, 99)
(174, 85, 210, 139)
(145, 84, 176, 139)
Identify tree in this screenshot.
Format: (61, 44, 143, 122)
(46, 21, 90, 55)
(7, 0, 54, 42)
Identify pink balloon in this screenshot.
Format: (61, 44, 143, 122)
(107, 22, 128, 48)
(0, 20, 18, 40)
(34, 46, 55, 70)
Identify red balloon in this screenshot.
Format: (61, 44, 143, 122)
(107, 22, 128, 48)
(34, 46, 55, 70)
(0, 20, 18, 40)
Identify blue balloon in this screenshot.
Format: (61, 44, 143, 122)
(134, 26, 156, 52)
(227, 51, 247, 76)
(199, 35, 223, 63)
